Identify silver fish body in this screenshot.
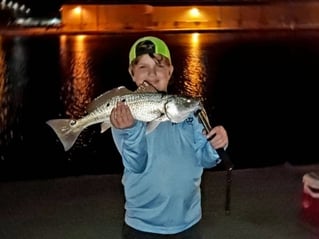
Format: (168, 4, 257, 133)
(46, 86, 201, 151)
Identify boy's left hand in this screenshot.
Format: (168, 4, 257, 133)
(206, 125, 228, 149)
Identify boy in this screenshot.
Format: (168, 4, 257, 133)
(111, 36, 228, 238)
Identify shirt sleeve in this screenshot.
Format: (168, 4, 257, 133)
(111, 121, 148, 173)
(191, 114, 221, 168)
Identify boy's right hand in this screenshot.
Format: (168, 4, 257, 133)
(110, 101, 135, 129)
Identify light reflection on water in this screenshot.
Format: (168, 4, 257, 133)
(0, 36, 8, 132)
(0, 36, 28, 147)
(60, 35, 94, 118)
(181, 33, 207, 100)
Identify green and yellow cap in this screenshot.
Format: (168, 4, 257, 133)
(129, 36, 171, 64)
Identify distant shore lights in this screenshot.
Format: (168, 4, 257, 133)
(74, 6, 83, 29)
(187, 7, 207, 25)
(1, 0, 31, 15)
(189, 8, 200, 18)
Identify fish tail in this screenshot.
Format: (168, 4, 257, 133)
(46, 119, 82, 151)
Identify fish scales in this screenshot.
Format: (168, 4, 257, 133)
(85, 93, 168, 124)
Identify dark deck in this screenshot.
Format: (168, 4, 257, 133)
(1, 163, 318, 239)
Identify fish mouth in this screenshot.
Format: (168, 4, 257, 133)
(136, 81, 159, 93)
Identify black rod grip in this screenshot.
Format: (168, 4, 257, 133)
(216, 148, 233, 171)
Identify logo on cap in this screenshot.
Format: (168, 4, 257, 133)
(135, 40, 156, 57)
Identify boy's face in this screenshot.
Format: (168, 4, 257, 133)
(129, 54, 173, 92)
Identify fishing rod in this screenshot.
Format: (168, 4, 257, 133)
(196, 103, 234, 215)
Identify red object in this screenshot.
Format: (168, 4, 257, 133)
(301, 172, 319, 234)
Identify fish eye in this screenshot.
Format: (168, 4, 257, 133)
(70, 120, 76, 126)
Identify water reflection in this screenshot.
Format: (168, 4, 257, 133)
(0, 37, 28, 149)
(58, 35, 100, 151)
(0, 36, 8, 145)
(0, 37, 8, 131)
(180, 33, 207, 100)
(60, 35, 93, 118)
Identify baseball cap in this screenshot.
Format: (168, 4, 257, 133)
(129, 36, 171, 64)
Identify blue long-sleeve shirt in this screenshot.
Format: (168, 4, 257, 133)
(111, 113, 221, 234)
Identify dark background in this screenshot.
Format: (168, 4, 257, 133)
(0, 31, 318, 181)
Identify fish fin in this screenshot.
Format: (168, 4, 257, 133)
(86, 86, 133, 113)
(146, 121, 161, 134)
(101, 121, 112, 133)
(135, 81, 158, 93)
(86, 83, 157, 114)
(46, 119, 82, 151)
(155, 114, 169, 122)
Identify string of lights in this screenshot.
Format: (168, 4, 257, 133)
(0, 0, 31, 16)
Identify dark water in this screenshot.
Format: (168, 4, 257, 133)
(0, 31, 318, 181)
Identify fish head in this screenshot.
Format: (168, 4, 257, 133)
(164, 95, 201, 123)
